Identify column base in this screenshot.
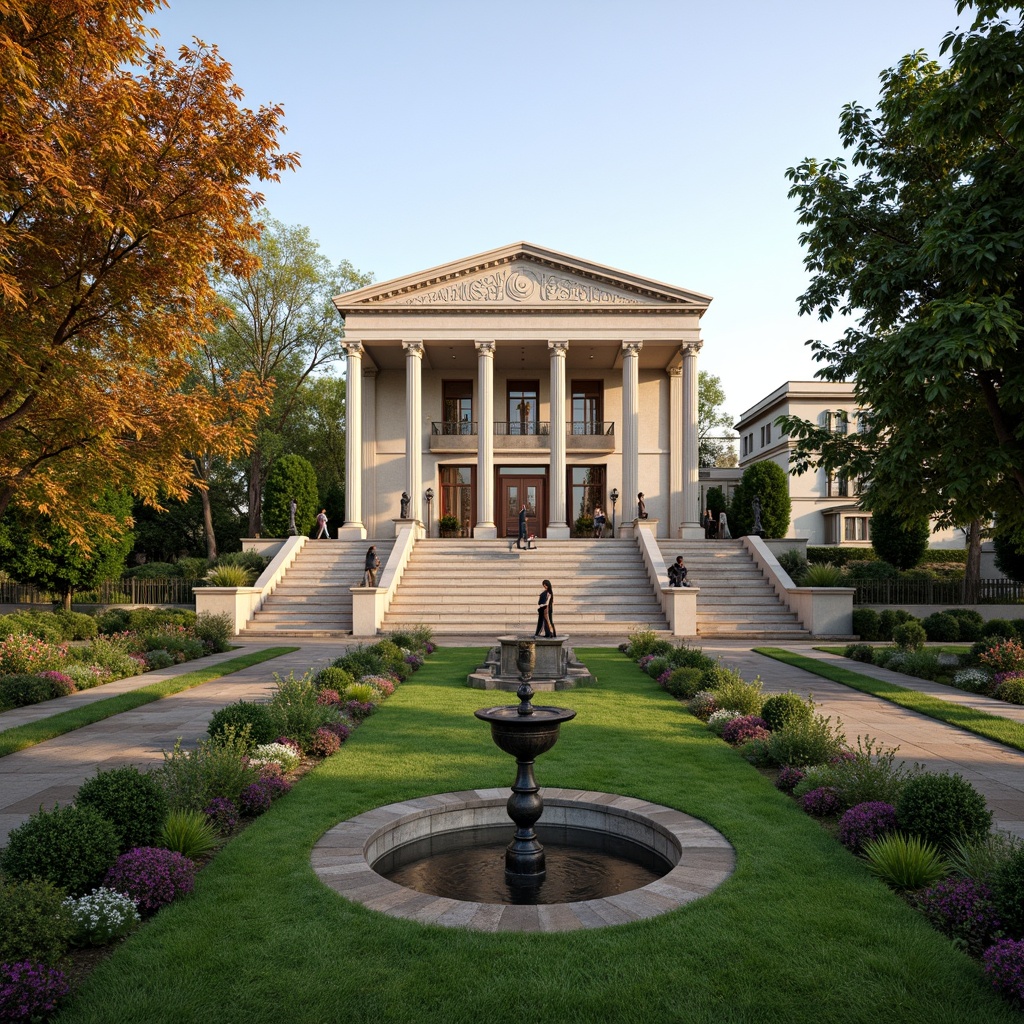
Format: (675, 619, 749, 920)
(678, 525, 707, 540)
(473, 523, 498, 539)
(338, 523, 367, 540)
(546, 524, 570, 540)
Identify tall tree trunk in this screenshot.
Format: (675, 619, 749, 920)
(963, 517, 982, 605)
(247, 447, 263, 537)
(62, 589, 72, 611)
(200, 485, 218, 560)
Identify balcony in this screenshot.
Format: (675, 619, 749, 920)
(428, 421, 615, 453)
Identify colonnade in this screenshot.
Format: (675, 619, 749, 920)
(339, 338, 703, 540)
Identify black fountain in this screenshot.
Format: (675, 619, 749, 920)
(474, 639, 576, 886)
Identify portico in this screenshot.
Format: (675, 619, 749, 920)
(332, 242, 710, 541)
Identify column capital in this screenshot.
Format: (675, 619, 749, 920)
(680, 341, 703, 358)
(547, 340, 569, 356)
(622, 340, 643, 357)
(342, 340, 364, 359)
(474, 339, 496, 355)
(402, 339, 425, 358)
(667, 365, 683, 378)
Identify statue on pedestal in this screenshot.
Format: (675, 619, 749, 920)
(400, 492, 411, 519)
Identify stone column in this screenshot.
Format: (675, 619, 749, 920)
(474, 340, 497, 538)
(680, 341, 704, 539)
(340, 341, 366, 539)
(668, 365, 683, 533)
(547, 340, 570, 539)
(620, 340, 642, 536)
(402, 340, 424, 532)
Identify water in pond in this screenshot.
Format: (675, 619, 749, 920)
(375, 824, 673, 905)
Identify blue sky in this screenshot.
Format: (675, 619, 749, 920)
(148, 0, 962, 419)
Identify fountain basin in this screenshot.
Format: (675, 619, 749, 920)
(311, 789, 735, 932)
(467, 636, 594, 691)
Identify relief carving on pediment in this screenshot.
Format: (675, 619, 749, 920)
(402, 264, 644, 306)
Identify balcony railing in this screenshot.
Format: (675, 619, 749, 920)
(431, 421, 477, 435)
(430, 421, 615, 437)
(570, 421, 614, 435)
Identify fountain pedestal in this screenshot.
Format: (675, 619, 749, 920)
(467, 635, 594, 691)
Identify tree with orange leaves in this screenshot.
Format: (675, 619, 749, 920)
(0, 1, 294, 550)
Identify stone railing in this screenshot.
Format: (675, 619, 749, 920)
(634, 520, 698, 637)
(350, 524, 418, 635)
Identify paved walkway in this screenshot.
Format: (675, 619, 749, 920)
(3, 636, 1024, 846)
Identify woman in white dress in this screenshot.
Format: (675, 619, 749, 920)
(718, 512, 731, 539)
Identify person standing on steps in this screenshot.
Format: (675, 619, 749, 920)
(363, 545, 380, 587)
(517, 502, 528, 550)
(593, 506, 606, 538)
(535, 579, 555, 637)
(315, 508, 329, 539)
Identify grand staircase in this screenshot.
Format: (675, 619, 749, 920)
(243, 540, 395, 636)
(380, 538, 668, 636)
(658, 539, 810, 639)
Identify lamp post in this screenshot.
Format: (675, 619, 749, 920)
(610, 487, 619, 535)
(425, 487, 434, 536)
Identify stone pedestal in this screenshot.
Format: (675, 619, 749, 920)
(467, 635, 595, 691)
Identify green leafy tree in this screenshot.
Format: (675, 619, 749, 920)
(706, 486, 727, 521)
(699, 371, 738, 468)
(779, 2, 1024, 586)
(278, 375, 347, 495)
(209, 219, 371, 536)
(263, 454, 318, 538)
(729, 461, 791, 538)
(994, 532, 1024, 584)
(870, 507, 931, 570)
(0, 490, 133, 608)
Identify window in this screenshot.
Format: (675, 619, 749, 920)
(857, 411, 871, 434)
(571, 380, 603, 434)
(741, 436, 747, 456)
(440, 466, 475, 531)
(507, 380, 540, 435)
(759, 426, 765, 447)
(844, 516, 871, 542)
(569, 465, 605, 525)
(442, 381, 473, 434)
(765, 422, 771, 444)
(827, 473, 850, 498)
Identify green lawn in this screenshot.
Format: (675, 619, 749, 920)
(58, 647, 1014, 1024)
(756, 647, 1024, 754)
(0, 648, 298, 758)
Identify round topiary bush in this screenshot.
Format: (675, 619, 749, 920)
(663, 667, 705, 699)
(895, 772, 992, 851)
(844, 643, 876, 664)
(207, 700, 276, 748)
(104, 847, 196, 914)
(945, 608, 984, 643)
(316, 666, 355, 692)
(893, 621, 927, 652)
(76, 764, 168, 853)
(922, 612, 960, 643)
(1, 805, 120, 895)
(852, 608, 881, 641)
(878, 608, 915, 642)
(801, 786, 842, 818)
(837, 801, 898, 854)
(760, 692, 811, 732)
(983, 618, 1019, 640)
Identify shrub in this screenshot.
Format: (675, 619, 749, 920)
(794, 736, 915, 809)
(984, 940, 1024, 1003)
(344, 700, 376, 723)
(863, 833, 948, 891)
(995, 675, 1024, 705)
(250, 741, 301, 771)
(238, 776, 291, 817)
(315, 665, 355, 692)
(343, 682, 377, 704)
(729, 459, 791, 537)
(207, 701, 276, 748)
(144, 649, 175, 670)
(697, 664, 745, 693)
(667, 645, 716, 671)
(803, 562, 845, 587)
(775, 765, 805, 794)
(739, 738, 772, 767)
(321, 720, 351, 743)
(192, 612, 233, 653)
(896, 772, 992, 851)
(706, 709, 741, 737)
(687, 690, 718, 721)
(843, 642, 875, 664)
(0, 961, 71, 1022)
(105, 847, 196, 914)
(852, 608, 881, 641)
(662, 667, 706, 700)
(945, 608, 985, 642)
(713, 675, 764, 716)
(922, 612, 960, 643)
(203, 798, 240, 835)
(765, 711, 846, 768)
(760, 692, 812, 731)
(63, 888, 141, 946)
(983, 618, 1019, 640)
(267, 671, 341, 751)
(878, 608, 916, 641)
(870, 507, 930, 570)
(897, 650, 941, 680)
(722, 715, 769, 745)
(0, 674, 59, 710)
(892, 621, 927, 652)
(76, 765, 168, 852)
(914, 877, 1001, 955)
(156, 728, 260, 812)
(625, 630, 664, 660)
(1, 804, 120, 896)
(776, 548, 809, 584)
(308, 726, 341, 758)
(952, 667, 994, 694)
(159, 809, 220, 861)
(645, 656, 671, 680)
(980, 639, 1024, 675)
(993, 846, 1024, 937)
(0, 634, 66, 675)
(801, 787, 842, 818)
(0, 880, 74, 965)
(948, 833, 1020, 886)
(837, 802, 898, 854)
(95, 609, 132, 634)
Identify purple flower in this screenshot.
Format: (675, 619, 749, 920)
(322, 720, 351, 743)
(801, 786, 841, 818)
(104, 847, 195, 914)
(722, 715, 770, 745)
(424, 642, 436, 654)
(203, 797, 239, 834)
(404, 653, 423, 670)
(308, 727, 340, 758)
(238, 776, 291, 817)
(984, 939, 1024, 1001)
(917, 877, 1002, 955)
(657, 669, 673, 688)
(837, 801, 898, 854)
(345, 700, 376, 723)
(775, 765, 805, 794)
(0, 961, 70, 1022)
(275, 736, 302, 752)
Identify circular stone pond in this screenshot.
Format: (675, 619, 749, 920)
(311, 788, 735, 932)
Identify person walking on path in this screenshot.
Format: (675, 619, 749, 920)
(517, 503, 528, 549)
(315, 508, 329, 539)
(363, 545, 380, 587)
(534, 579, 555, 637)
(593, 506, 606, 538)
(667, 555, 689, 588)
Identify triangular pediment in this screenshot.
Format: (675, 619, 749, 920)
(333, 242, 711, 313)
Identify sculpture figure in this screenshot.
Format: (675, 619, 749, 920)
(400, 491, 411, 519)
(752, 494, 763, 536)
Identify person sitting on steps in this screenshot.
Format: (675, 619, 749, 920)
(667, 555, 689, 588)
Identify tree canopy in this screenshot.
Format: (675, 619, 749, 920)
(698, 371, 737, 468)
(0, 1, 292, 546)
(778, 1, 1024, 550)
(729, 461, 791, 538)
(869, 507, 931, 571)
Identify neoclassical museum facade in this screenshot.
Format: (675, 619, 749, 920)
(332, 242, 710, 541)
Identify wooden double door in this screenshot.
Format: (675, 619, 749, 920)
(501, 474, 547, 539)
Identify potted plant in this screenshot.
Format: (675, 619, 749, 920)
(438, 514, 461, 538)
(574, 514, 594, 538)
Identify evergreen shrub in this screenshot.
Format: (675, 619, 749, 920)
(843, 643, 875, 664)
(663, 667, 705, 699)
(878, 608, 916, 641)
(0, 879, 74, 965)
(922, 612, 960, 642)
(896, 772, 992, 851)
(893, 621, 927, 651)
(760, 692, 812, 732)
(76, 765, 169, 852)
(765, 712, 845, 768)
(207, 701, 275, 748)
(852, 608, 881, 641)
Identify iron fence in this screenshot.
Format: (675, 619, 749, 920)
(0, 577, 196, 606)
(852, 578, 1024, 605)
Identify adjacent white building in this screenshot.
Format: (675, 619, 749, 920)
(332, 242, 712, 541)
